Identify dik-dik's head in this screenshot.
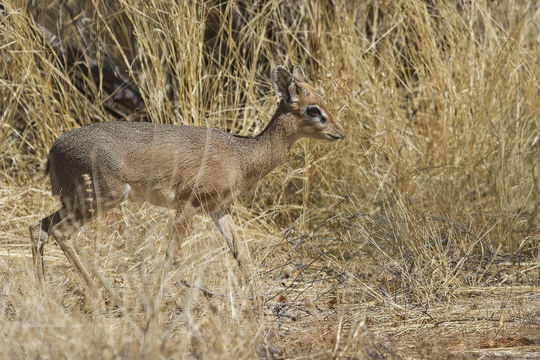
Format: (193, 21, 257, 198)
(272, 65, 345, 141)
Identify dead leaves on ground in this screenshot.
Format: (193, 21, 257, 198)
(481, 337, 536, 348)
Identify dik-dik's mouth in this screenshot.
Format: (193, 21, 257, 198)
(325, 133, 345, 141)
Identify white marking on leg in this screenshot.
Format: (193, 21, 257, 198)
(123, 184, 132, 201)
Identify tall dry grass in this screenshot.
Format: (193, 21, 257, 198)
(1, 0, 539, 358)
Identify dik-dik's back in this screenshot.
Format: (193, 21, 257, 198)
(48, 121, 249, 210)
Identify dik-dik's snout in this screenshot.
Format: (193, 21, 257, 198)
(323, 115, 346, 141)
(328, 122, 346, 141)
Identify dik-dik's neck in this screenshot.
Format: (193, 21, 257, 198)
(241, 101, 300, 184)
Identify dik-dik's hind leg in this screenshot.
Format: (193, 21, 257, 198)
(168, 202, 198, 262)
(50, 193, 126, 292)
(50, 212, 99, 290)
(29, 207, 68, 287)
(51, 175, 128, 291)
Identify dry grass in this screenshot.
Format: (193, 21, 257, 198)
(1, 0, 539, 358)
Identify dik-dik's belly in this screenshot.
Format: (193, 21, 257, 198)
(124, 183, 235, 213)
(125, 183, 178, 209)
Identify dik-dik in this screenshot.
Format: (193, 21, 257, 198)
(29, 65, 345, 290)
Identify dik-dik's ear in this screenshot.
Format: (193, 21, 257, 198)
(272, 66, 299, 105)
(291, 65, 305, 82)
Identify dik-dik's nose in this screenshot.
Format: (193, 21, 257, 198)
(330, 120, 346, 140)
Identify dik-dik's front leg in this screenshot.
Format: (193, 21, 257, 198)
(211, 210, 250, 282)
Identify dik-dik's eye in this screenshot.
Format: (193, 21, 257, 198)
(305, 106, 326, 123)
(306, 106, 321, 117)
